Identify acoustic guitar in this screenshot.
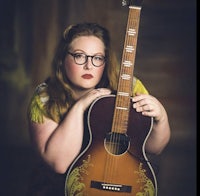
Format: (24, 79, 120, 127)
(65, 1, 157, 195)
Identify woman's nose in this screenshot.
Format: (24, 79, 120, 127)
(83, 58, 93, 70)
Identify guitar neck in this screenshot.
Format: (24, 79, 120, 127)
(112, 6, 141, 134)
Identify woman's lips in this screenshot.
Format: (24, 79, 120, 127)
(81, 74, 93, 79)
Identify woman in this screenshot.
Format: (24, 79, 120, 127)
(27, 22, 170, 195)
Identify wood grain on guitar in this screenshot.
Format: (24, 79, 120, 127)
(65, 1, 157, 195)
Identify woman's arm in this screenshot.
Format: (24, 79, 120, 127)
(29, 88, 111, 174)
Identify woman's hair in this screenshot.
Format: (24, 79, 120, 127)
(43, 22, 119, 122)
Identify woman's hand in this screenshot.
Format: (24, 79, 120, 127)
(77, 88, 111, 112)
(132, 93, 165, 122)
(132, 93, 171, 154)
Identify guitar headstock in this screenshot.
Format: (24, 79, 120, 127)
(122, 0, 143, 7)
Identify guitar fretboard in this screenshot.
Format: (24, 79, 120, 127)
(112, 6, 141, 134)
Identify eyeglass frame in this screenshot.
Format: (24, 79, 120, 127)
(67, 51, 106, 67)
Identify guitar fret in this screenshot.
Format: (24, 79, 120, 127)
(128, 28, 136, 36)
(117, 92, 129, 96)
(125, 45, 134, 53)
(123, 60, 133, 67)
(116, 106, 128, 110)
(121, 74, 131, 80)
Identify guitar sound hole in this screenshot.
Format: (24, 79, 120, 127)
(104, 132, 130, 155)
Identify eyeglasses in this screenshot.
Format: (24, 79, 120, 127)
(68, 52, 106, 67)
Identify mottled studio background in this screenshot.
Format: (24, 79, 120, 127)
(0, 0, 196, 195)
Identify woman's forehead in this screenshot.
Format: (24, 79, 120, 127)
(69, 36, 105, 52)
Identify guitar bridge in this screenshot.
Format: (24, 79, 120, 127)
(90, 180, 132, 193)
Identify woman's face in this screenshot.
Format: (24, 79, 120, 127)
(64, 36, 105, 92)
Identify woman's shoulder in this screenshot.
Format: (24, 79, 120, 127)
(27, 82, 50, 123)
(35, 82, 48, 92)
(32, 82, 50, 105)
(35, 82, 49, 101)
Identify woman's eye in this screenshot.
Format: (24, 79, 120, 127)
(74, 53, 85, 59)
(94, 56, 104, 61)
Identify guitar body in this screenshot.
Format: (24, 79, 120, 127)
(65, 95, 157, 196)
